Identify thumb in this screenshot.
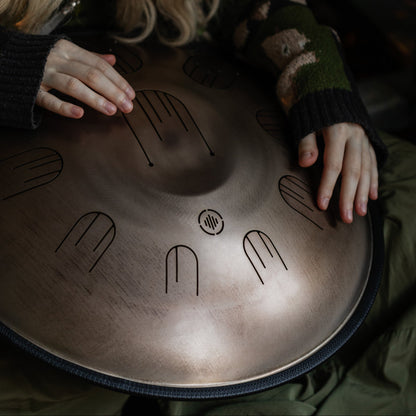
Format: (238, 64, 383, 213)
(298, 132, 319, 168)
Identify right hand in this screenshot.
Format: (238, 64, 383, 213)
(298, 123, 379, 224)
(36, 39, 135, 119)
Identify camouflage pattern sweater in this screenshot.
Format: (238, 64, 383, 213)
(0, 0, 387, 164)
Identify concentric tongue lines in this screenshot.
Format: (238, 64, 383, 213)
(55, 212, 116, 273)
(279, 175, 324, 230)
(123, 90, 215, 167)
(243, 230, 288, 285)
(112, 44, 143, 75)
(182, 55, 238, 89)
(1, 148, 327, 286)
(0, 147, 63, 200)
(0, 55, 328, 290)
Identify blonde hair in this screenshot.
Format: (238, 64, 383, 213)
(0, 0, 64, 33)
(0, 0, 220, 46)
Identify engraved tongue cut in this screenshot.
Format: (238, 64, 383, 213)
(1, 147, 63, 200)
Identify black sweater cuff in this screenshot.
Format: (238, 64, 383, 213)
(289, 88, 388, 167)
(0, 28, 64, 129)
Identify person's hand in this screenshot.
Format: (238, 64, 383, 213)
(298, 123, 378, 224)
(36, 39, 136, 119)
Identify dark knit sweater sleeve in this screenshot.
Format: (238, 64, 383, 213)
(0, 27, 63, 129)
(209, 0, 388, 166)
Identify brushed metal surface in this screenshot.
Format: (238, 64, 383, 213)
(0, 43, 373, 390)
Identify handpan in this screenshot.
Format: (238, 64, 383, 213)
(0, 41, 383, 399)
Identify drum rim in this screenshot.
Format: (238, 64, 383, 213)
(0, 200, 384, 400)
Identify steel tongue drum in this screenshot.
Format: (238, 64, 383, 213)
(0, 42, 383, 399)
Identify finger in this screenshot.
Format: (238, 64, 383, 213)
(369, 146, 379, 200)
(36, 88, 84, 119)
(317, 126, 346, 211)
(61, 42, 135, 99)
(56, 59, 133, 113)
(298, 132, 319, 167)
(45, 72, 118, 116)
(94, 53, 116, 66)
(339, 137, 363, 223)
(354, 141, 371, 216)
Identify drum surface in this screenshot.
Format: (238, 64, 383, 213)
(0, 41, 383, 398)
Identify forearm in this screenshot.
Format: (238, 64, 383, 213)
(210, 0, 388, 166)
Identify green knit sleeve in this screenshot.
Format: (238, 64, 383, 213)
(208, 0, 388, 166)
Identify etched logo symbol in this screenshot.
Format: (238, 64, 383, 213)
(1, 147, 63, 200)
(198, 209, 224, 235)
(243, 230, 287, 284)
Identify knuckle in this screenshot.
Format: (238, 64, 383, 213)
(119, 80, 130, 93)
(59, 38, 70, 47)
(350, 134, 362, 145)
(361, 163, 371, 176)
(364, 152, 372, 169)
(330, 122, 349, 139)
(66, 77, 80, 93)
(325, 160, 342, 174)
(55, 39, 72, 55)
(58, 102, 67, 115)
(53, 39, 65, 51)
(86, 68, 101, 85)
(337, 123, 348, 136)
(97, 97, 109, 110)
(348, 166, 361, 181)
(353, 126, 368, 142)
(116, 93, 128, 106)
(96, 59, 109, 74)
(356, 124, 366, 136)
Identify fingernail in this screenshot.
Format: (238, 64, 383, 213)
(104, 102, 117, 115)
(126, 86, 135, 100)
(360, 201, 367, 215)
(71, 106, 83, 118)
(121, 98, 133, 112)
(346, 209, 353, 223)
(320, 196, 329, 210)
(300, 152, 313, 165)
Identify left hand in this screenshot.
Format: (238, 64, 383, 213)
(298, 123, 379, 224)
(36, 39, 135, 119)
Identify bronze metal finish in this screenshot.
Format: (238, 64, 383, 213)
(0, 43, 376, 395)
